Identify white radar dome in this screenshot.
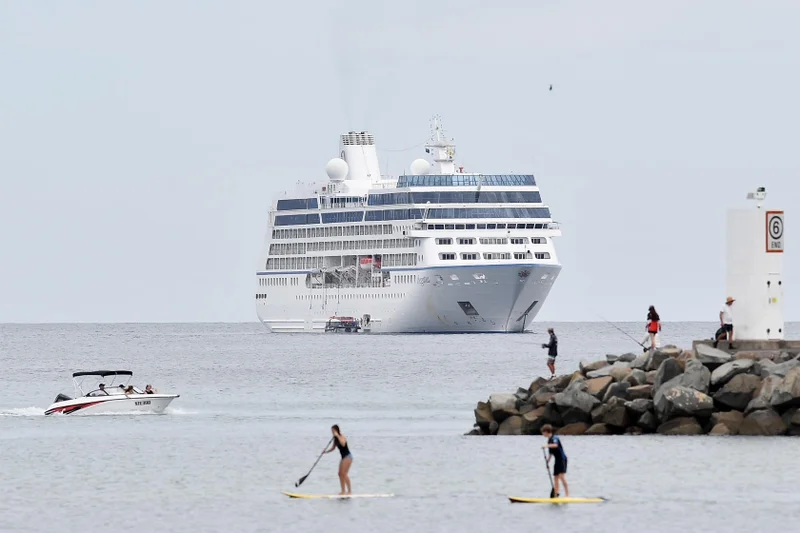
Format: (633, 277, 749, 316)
(410, 158, 430, 176)
(325, 158, 348, 181)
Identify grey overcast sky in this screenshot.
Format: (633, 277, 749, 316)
(0, 1, 798, 323)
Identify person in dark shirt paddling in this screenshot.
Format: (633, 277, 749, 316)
(541, 424, 569, 498)
(541, 328, 557, 379)
(323, 424, 352, 494)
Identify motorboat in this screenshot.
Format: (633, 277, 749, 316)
(44, 370, 179, 415)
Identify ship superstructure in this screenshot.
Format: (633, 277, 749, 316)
(255, 117, 562, 333)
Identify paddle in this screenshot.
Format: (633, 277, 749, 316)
(542, 448, 556, 498)
(295, 437, 333, 487)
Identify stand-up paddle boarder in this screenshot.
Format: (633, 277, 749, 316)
(323, 424, 352, 495)
(541, 424, 569, 498)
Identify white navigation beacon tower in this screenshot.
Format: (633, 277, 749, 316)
(726, 187, 785, 340)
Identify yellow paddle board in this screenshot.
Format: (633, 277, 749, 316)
(508, 496, 606, 504)
(283, 492, 394, 499)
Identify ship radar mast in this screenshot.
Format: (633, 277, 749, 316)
(425, 115, 457, 174)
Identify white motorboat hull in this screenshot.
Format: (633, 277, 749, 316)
(44, 394, 179, 416)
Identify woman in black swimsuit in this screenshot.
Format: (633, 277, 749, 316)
(324, 424, 352, 494)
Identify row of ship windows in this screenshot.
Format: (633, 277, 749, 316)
(294, 293, 407, 300)
(272, 224, 394, 240)
(367, 191, 542, 206)
(425, 222, 551, 230)
(395, 275, 417, 284)
(396, 174, 536, 187)
(435, 237, 546, 245)
(265, 252, 418, 270)
(274, 207, 552, 226)
(259, 277, 300, 287)
(269, 238, 415, 256)
(439, 252, 551, 260)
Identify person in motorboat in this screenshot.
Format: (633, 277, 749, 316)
(124, 385, 135, 396)
(88, 383, 109, 397)
(145, 384, 156, 394)
(323, 424, 353, 495)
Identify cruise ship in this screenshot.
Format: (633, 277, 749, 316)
(255, 117, 562, 333)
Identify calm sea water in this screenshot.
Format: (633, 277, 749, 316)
(2, 322, 800, 533)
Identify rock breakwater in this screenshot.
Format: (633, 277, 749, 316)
(469, 345, 800, 436)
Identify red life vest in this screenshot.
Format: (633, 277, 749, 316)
(647, 320, 660, 333)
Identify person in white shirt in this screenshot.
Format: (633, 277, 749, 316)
(714, 296, 736, 349)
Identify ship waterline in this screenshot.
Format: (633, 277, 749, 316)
(255, 117, 563, 333)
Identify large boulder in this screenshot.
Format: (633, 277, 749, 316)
(709, 423, 733, 435)
(713, 374, 762, 411)
(541, 403, 563, 426)
(653, 359, 684, 395)
(610, 366, 633, 383)
(646, 347, 680, 371)
(532, 389, 557, 407)
(522, 407, 547, 435)
(710, 359, 756, 388)
(514, 387, 530, 402)
(553, 389, 600, 425)
(657, 417, 704, 435)
(580, 360, 608, 375)
(762, 357, 800, 379)
(557, 422, 589, 435)
(489, 393, 519, 421)
(616, 352, 637, 363)
(710, 411, 744, 434)
(695, 344, 734, 366)
(679, 359, 712, 394)
(739, 409, 788, 436)
(646, 371, 657, 385)
(474, 401, 493, 431)
(585, 423, 614, 435)
(627, 384, 654, 400)
(770, 367, 800, 410)
(625, 369, 648, 387)
(587, 361, 631, 379)
(625, 398, 654, 416)
(528, 377, 549, 394)
(497, 415, 524, 435)
(598, 404, 630, 428)
(654, 386, 714, 421)
(602, 382, 631, 403)
(584, 376, 614, 399)
(564, 378, 588, 394)
(630, 353, 650, 370)
(782, 408, 800, 436)
(637, 410, 658, 431)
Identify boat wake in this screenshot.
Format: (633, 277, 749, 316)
(0, 406, 45, 417)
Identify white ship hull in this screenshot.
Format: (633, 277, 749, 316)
(256, 263, 560, 333)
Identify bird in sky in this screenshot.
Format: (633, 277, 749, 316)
(549, 84, 553, 91)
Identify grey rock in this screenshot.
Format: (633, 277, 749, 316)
(557, 422, 589, 435)
(657, 416, 704, 435)
(695, 344, 734, 366)
(489, 420, 499, 435)
(564, 378, 588, 394)
(474, 401, 493, 430)
(630, 353, 650, 371)
(528, 377, 549, 394)
(744, 397, 770, 415)
(585, 423, 614, 435)
(609, 366, 633, 383)
(606, 353, 619, 364)
(713, 374, 762, 411)
(584, 376, 614, 399)
(680, 359, 712, 394)
(637, 411, 658, 431)
(655, 386, 715, 421)
(522, 407, 547, 435)
(580, 360, 608, 375)
(603, 381, 631, 403)
(497, 415, 523, 435)
(542, 402, 563, 426)
(489, 393, 519, 422)
(587, 361, 631, 379)
(624, 398, 654, 415)
(710, 359, 756, 387)
(708, 423, 732, 435)
(519, 403, 534, 415)
(739, 409, 788, 436)
(770, 367, 800, 409)
(618, 352, 638, 363)
(514, 387, 530, 402)
(625, 369, 648, 387)
(653, 359, 684, 395)
(710, 410, 744, 434)
(761, 357, 800, 379)
(598, 404, 629, 428)
(627, 384, 654, 400)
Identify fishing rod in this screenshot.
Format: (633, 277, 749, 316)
(597, 316, 648, 351)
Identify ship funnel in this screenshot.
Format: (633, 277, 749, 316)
(339, 131, 381, 181)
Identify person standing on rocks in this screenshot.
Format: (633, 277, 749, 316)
(714, 296, 736, 349)
(541, 424, 569, 498)
(645, 306, 661, 352)
(541, 328, 558, 379)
